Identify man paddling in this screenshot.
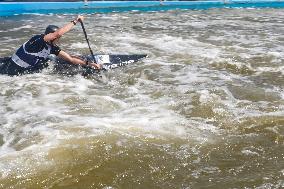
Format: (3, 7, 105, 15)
(0, 15, 101, 76)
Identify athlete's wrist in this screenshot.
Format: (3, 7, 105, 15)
(71, 20, 77, 25)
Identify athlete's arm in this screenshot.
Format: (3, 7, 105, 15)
(43, 15, 84, 43)
(58, 50, 101, 69)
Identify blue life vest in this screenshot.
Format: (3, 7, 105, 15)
(11, 34, 60, 68)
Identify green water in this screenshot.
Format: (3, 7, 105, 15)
(0, 8, 283, 189)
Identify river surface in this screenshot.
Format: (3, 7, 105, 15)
(0, 8, 283, 189)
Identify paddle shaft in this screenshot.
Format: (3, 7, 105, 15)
(79, 20, 96, 63)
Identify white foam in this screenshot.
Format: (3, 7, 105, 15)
(1, 10, 284, 181)
(113, 33, 221, 59)
(241, 149, 260, 156)
(70, 42, 89, 49)
(8, 25, 33, 32)
(256, 66, 284, 74)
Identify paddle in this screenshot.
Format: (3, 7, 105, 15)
(78, 19, 96, 65)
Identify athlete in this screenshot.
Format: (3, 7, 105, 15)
(0, 15, 101, 76)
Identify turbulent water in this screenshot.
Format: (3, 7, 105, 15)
(0, 8, 283, 189)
